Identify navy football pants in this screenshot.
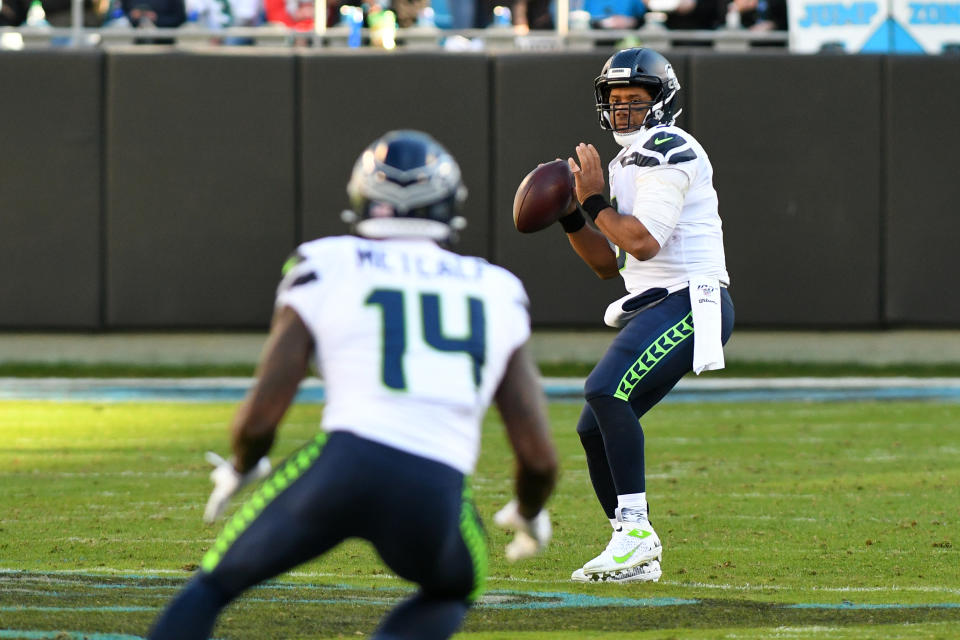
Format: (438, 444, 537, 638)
(576, 287, 735, 519)
(148, 431, 485, 640)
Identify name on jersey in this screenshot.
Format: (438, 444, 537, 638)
(356, 248, 482, 280)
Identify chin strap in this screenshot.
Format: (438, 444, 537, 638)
(613, 129, 645, 148)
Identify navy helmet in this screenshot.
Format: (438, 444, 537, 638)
(345, 130, 467, 242)
(594, 48, 682, 131)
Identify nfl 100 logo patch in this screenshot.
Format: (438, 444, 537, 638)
(696, 283, 717, 304)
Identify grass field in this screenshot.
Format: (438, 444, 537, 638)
(1, 398, 959, 639)
(5, 360, 960, 378)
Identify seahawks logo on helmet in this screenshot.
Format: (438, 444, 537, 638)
(343, 130, 467, 243)
(663, 64, 679, 91)
(594, 48, 683, 132)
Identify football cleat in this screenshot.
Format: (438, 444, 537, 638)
(571, 560, 662, 583)
(581, 520, 662, 575)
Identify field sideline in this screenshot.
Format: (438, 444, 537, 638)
(1, 399, 958, 639)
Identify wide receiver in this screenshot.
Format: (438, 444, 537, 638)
(148, 130, 558, 639)
(559, 48, 735, 583)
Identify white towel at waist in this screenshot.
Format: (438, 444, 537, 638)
(689, 276, 724, 375)
(603, 282, 687, 329)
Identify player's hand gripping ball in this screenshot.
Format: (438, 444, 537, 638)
(512, 160, 575, 233)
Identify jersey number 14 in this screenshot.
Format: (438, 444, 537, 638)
(366, 288, 486, 391)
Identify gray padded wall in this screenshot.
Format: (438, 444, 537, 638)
(299, 51, 491, 261)
(3, 52, 956, 330)
(885, 56, 960, 325)
(105, 50, 297, 327)
(688, 54, 883, 326)
(492, 51, 690, 327)
(0, 51, 102, 328)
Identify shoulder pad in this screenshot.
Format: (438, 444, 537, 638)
(643, 132, 688, 155)
(277, 248, 322, 295)
(281, 250, 306, 276)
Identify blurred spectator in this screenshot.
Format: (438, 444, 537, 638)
(647, 0, 723, 30)
(391, 0, 429, 26)
(334, 0, 409, 28)
(1, 0, 31, 25)
(513, 0, 552, 29)
(477, 0, 551, 29)
(476, 0, 501, 27)
(226, 0, 261, 26)
(45, 0, 100, 24)
(1, 0, 99, 25)
(121, 0, 186, 26)
(727, 0, 786, 30)
(264, 0, 312, 29)
(265, 0, 422, 34)
(450, 0, 475, 27)
(582, 0, 646, 28)
(184, 0, 233, 27)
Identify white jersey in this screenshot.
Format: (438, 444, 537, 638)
(607, 124, 730, 294)
(275, 235, 531, 474)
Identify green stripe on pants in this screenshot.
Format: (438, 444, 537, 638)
(458, 481, 488, 603)
(613, 312, 694, 401)
(201, 432, 329, 573)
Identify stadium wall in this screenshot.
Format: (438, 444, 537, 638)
(0, 49, 956, 329)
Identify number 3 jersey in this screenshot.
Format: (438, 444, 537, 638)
(607, 124, 730, 293)
(275, 235, 531, 474)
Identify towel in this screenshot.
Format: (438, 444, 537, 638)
(689, 277, 724, 374)
(604, 287, 669, 328)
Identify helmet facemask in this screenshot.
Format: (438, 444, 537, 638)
(594, 48, 683, 137)
(597, 82, 663, 133)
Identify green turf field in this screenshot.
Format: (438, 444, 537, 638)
(1, 399, 958, 639)
(5, 360, 960, 378)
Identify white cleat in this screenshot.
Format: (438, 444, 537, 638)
(581, 520, 662, 576)
(571, 560, 662, 583)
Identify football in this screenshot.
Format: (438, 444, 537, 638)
(512, 160, 576, 233)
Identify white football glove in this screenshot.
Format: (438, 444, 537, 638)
(492, 499, 552, 562)
(202, 451, 272, 524)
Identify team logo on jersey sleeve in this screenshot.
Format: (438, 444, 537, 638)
(620, 152, 660, 168)
(668, 150, 697, 165)
(638, 132, 698, 166)
(290, 272, 319, 287)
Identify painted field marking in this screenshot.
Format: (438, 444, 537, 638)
(0, 579, 696, 611)
(6, 567, 960, 596)
(0, 633, 145, 640)
(787, 602, 960, 610)
(5, 571, 960, 613)
(0, 606, 152, 612)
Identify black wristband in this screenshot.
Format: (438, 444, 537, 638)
(580, 194, 610, 221)
(558, 209, 586, 234)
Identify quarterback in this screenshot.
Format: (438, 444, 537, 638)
(559, 48, 735, 583)
(148, 130, 558, 639)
